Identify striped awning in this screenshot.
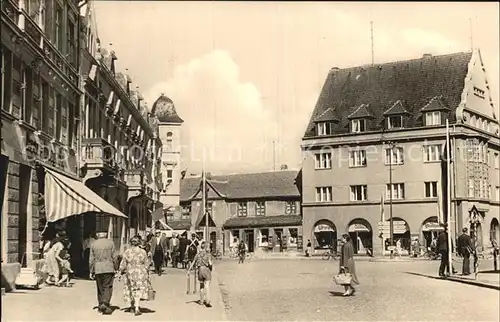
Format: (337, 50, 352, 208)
(44, 168, 127, 222)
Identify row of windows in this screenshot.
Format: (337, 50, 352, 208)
(316, 111, 444, 136)
(468, 112, 499, 135)
(314, 146, 500, 169)
(25, 0, 79, 67)
(170, 201, 298, 219)
(1, 46, 75, 146)
(315, 183, 500, 202)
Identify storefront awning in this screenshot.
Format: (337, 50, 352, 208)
(223, 215, 302, 229)
(44, 168, 127, 222)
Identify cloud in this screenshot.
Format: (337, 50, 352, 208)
(145, 50, 277, 173)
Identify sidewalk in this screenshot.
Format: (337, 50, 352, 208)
(1, 267, 227, 321)
(407, 258, 500, 290)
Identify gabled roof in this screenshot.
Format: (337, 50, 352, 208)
(303, 52, 473, 137)
(347, 104, 374, 119)
(180, 170, 300, 202)
(420, 95, 450, 112)
(314, 108, 339, 122)
(384, 100, 410, 116)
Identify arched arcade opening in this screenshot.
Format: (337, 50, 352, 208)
(312, 219, 337, 251)
(347, 218, 373, 255)
(385, 217, 411, 255)
(420, 216, 443, 249)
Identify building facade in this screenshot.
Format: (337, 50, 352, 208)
(1, 0, 82, 265)
(79, 1, 163, 247)
(301, 50, 500, 256)
(175, 171, 303, 254)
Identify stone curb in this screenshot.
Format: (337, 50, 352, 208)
(406, 272, 500, 290)
(211, 270, 229, 321)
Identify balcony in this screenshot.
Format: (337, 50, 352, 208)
(2, 0, 20, 26)
(81, 138, 116, 172)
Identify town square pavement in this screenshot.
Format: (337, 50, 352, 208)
(1, 267, 226, 321)
(216, 258, 499, 321)
(2, 258, 499, 321)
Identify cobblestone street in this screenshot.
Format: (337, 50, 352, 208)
(216, 258, 500, 321)
(1, 267, 226, 321)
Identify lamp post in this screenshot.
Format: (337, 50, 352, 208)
(387, 141, 396, 258)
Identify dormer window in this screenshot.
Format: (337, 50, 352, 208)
(351, 119, 366, 133)
(387, 115, 403, 129)
(425, 111, 441, 126)
(316, 122, 331, 136)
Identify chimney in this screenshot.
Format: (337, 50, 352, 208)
(422, 53, 432, 58)
(280, 164, 288, 170)
(331, 67, 340, 72)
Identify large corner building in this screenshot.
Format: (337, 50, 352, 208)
(301, 50, 500, 256)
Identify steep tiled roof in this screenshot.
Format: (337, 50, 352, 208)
(303, 52, 473, 137)
(421, 95, 450, 112)
(315, 108, 339, 122)
(384, 100, 409, 115)
(347, 104, 374, 119)
(223, 215, 302, 229)
(180, 170, 301, 202)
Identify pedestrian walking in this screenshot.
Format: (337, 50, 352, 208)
(457, 227, 473, 275)
(237, 240, 246, 264)
(339, 233, 359, 296)
(169, 233, 180, 268)
(179, 233, 189, 269)
(187, 241, 213, 308)
(160, 233, 169, 268)
(43, 233, 68, 285)
(118, 236, 151, 316)
(305, 239, 312, 257)
(89, 230, 118, 315)
(437, 224, 454, 277)
(150, 231, 164, 276)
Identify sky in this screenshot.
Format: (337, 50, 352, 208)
(92, 1, 499, 175)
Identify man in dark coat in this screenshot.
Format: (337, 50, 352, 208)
(179, 233, 189, 269)
(437, 224, 454, 277)
(150, 231, 164, 276)
(160, 232, 169, 268)
(89, 230, 117, 315)
(457, 227, 473, 275)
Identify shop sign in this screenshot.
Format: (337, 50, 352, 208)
(423, 222, 443, 232)
(314, 224, 335, 232)
(348, 224, 370, 232)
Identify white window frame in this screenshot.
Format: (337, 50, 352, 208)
(315, 187, 332, 202)
(255, 201, 266, 216)
(349, 150, 367, 167)
(423, 145, 441, 162)
(351, 119, 366, 133)
(316, 122, 331, 136)
(285, 201, 297, 214)
(387, 115, 403, 129)
(385, 147, 404, 165)
(237, 202, 247, 217)
(425, 111, 441, 126)
(425, 181, 438, 198)
(315, 152, 332, 169)
(350, 185, 368, 201)
(386, 183, 405, 200)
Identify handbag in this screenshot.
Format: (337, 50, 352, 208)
(334, 268, 352, 285)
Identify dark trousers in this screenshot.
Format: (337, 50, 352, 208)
(95, 273, 114, 307)
(439, 250, 450, 276)
(462, 253, 470, 275)
(153, 249, 163, 274)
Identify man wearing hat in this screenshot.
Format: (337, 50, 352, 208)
(89, 229, 117, 315)
(457, 227, 473, 275)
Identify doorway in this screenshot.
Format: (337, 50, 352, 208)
(245, 230, 254, 253)
(0, 156, 8, 220)
(210, 231, 217, 252)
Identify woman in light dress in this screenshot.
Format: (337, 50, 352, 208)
(118, 236, 151, 316)
(44, 236, 68, 285)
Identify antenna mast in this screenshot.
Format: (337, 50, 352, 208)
(370, 21, 374, 65)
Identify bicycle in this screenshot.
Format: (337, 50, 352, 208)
(211, 250, 223, 260)
(322, 249, 339, 260)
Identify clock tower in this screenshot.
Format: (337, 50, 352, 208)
(151, 94, 184, 210)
